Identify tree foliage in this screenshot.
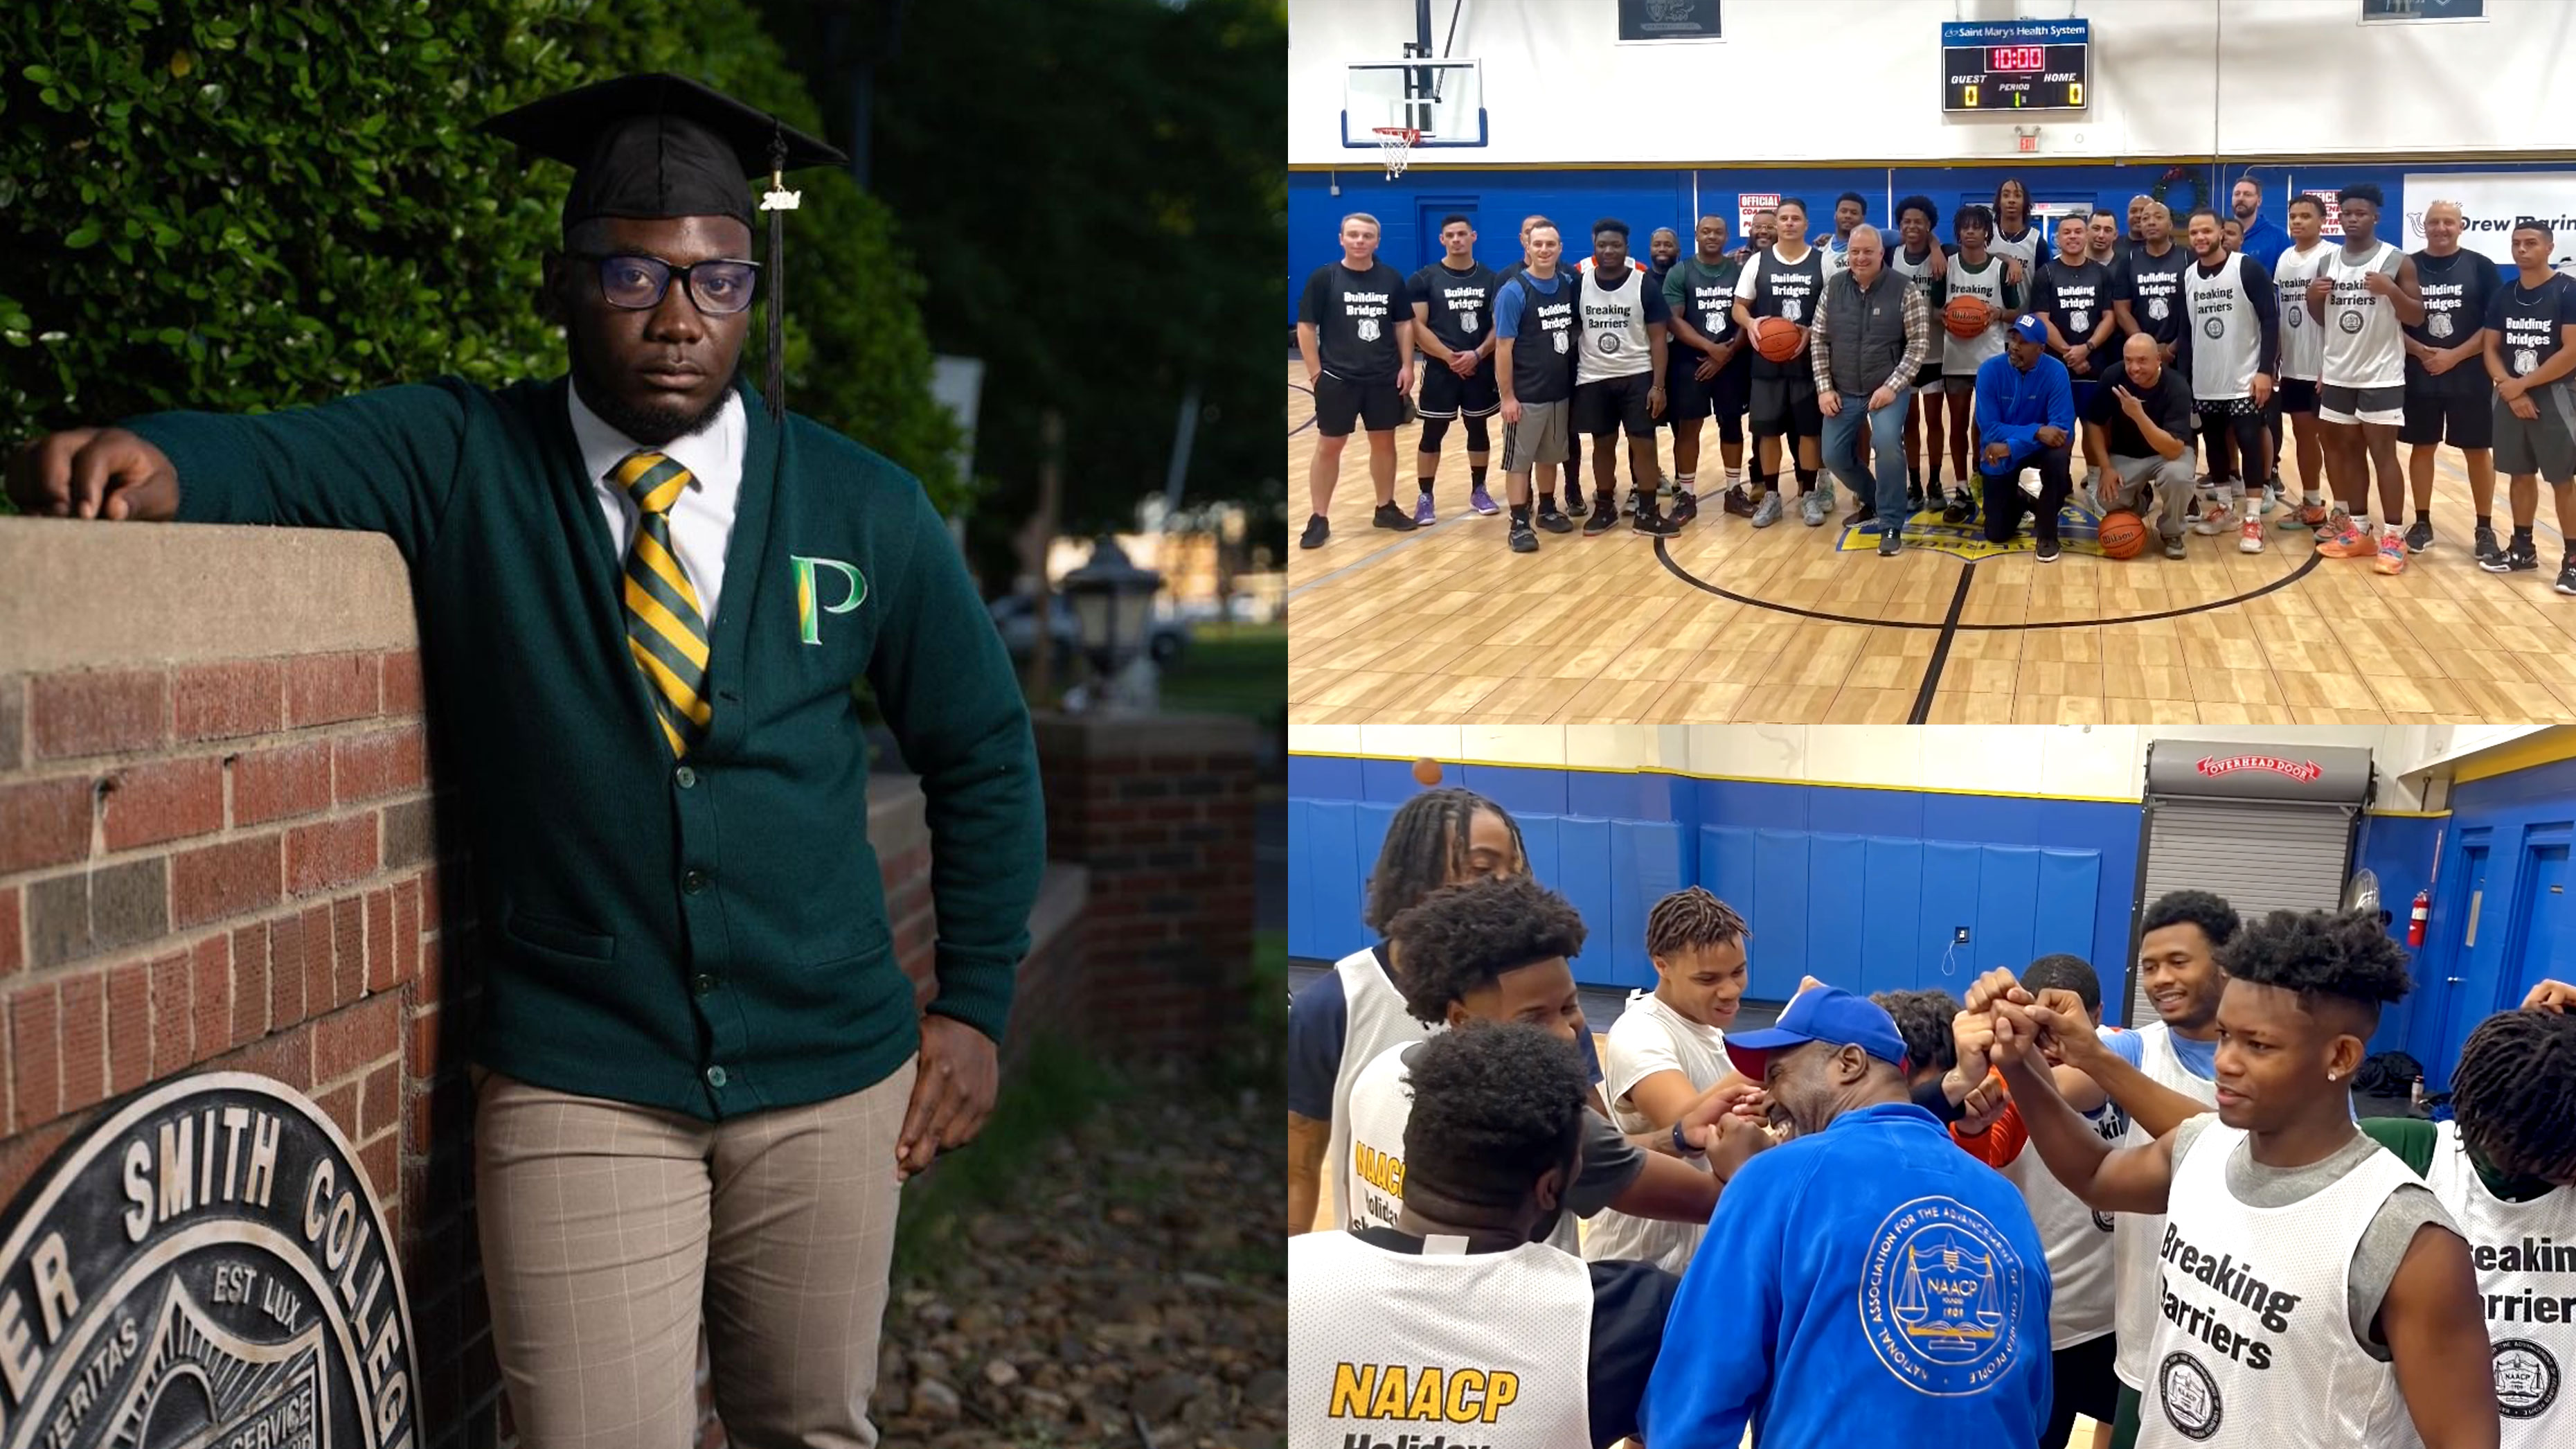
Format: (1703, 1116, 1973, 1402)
(3, 0, 962, 512)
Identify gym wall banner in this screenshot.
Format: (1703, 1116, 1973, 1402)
(2401, 171, 2576, 267)
(1737, 191, 1779, 240)
(0, 1074, 421, 1449)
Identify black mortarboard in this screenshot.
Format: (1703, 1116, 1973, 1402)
(483, 73, 846, 422)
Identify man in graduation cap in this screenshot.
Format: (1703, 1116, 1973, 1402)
(6, 74, 1040, 1443)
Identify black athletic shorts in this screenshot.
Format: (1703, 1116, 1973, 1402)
(1315, 370, 1406, 436)
(1416, 357, 1501, 419)
(2400, 382, 2495, 449)
(1751, 368, 1823, 439)
(1668, 348, 1751, 423)
(2276, 377, 2319, 415)
(1575, 371, 1658, 438)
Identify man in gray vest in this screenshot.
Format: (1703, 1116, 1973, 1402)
(1810, 225, 1935, 556)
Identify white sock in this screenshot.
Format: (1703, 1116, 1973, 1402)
(1676, 472, 1696, 494)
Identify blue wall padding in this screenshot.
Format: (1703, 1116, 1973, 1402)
(2392, 754, 2576, 1086)
(1290, 762, 2138, 1009)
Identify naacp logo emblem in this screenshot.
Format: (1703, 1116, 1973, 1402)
(1598, 334, 1624, 355)
(2339, 310, 2365, 334)
(2203, 317, 2226, 339)
(2158, 1352, 2224, 1440)
(2287, 305, 2303, 329)
(2493, 1338, 2559, 1419)
(0, 1074, 421, 1449)
(1357, 317, 1381, 342)
(1859, 1196, 2028, 1396)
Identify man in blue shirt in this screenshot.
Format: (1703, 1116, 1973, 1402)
(2230, 176, 2293, 274)
(1976, 314, 2079, 558)
(1640, 988, 2052, 1449)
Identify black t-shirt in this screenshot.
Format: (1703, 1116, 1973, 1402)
(1351, 1227, 1677, 1449)
(1406, 258, 1502, 357)
(2085, 363, 2196, 457)
(2120, 243, 2193, 346)
(1298, 260, 1409, 382)
(2031, 256, 2120, 353)
(2485, 272, 2576, 389)
(2406, 249, 2502, 393)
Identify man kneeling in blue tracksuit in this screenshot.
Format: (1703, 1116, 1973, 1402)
(1640, 988, 2052, 1449)
(1976, 314, 2079, 560)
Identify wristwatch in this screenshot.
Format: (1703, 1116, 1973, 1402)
(1672, 1120, 1703, 1157)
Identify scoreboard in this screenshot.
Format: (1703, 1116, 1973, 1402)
(1942, 19, 2089, 113)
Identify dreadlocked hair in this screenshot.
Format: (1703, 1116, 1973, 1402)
(2214, 907, 2413, 1013)
(1645, 887, 1749, 960)
(1871, 988, 1964, 1076)
(2451, 1009, 2576, 1184)
(1363, 788, 1526, 936)
(1388, 875, 1588, 1026)
(1402, 1021, 1591, 1210)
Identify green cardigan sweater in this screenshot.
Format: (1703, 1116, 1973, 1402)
(129, 376, 1040, 1119)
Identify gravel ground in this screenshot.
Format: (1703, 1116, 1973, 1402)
(873, 1072, 1287, 1449)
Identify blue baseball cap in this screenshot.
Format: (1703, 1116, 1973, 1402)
(2010, 312, 2049, 343)
(1724, 986, 1911, 1078)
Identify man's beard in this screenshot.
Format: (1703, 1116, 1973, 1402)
(569, 341, 740, 447)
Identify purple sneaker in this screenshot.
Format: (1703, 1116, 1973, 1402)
(1469, 483, 1499, 516)
(1413, 492, 1436, 528)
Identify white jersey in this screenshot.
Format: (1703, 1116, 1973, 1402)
(1575, 263, 1656, 384)
(1347, 1038, 1585, 1256)
(1992, 222, 2046, 274)
(1943, 252, 2014, 375)
(2114, 1023, 2224, 1390)
(2138, 1122, 2428, 1449)
(1580, 992, 1727, 1274)
(2186, 251, 2265, 402)
(1323, 948, 1435, 1233)
(2002, 1084, 2124, 1349)
(2275, 242, 2334, 382)
(2320, 239, 2408, 389)
(2423, 1120, 2576, 1445)
(1289, 1229, 1593, 1448)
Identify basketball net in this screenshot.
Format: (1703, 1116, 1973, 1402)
(1371, 126, 1420, 179)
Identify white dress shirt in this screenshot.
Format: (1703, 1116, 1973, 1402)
(567, 383, 747, 625)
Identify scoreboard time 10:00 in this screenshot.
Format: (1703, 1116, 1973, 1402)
(1941, 18, 2090, 113)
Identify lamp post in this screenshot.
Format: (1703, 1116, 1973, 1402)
(1058, 535, 1164, 713)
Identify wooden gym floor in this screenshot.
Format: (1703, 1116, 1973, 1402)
(1286, 360, 2576, 724)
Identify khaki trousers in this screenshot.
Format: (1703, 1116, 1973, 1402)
(474, 1060, 915, 1449)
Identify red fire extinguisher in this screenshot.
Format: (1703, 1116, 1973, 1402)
(2408, 889, 2430, 948)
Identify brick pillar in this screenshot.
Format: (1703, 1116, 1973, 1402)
(1031, 711, 1257, 1059)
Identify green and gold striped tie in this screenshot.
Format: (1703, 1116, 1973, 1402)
(614, 451, 713, 756)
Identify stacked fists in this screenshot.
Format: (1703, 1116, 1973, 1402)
(1944, 966, 2099, 1132)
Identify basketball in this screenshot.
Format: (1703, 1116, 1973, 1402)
(1942, 295, 1992, 339)
(1751, 316, 1803, 363)
(2097, 510, 2147, 560)
(1412, 757, 1442, 786)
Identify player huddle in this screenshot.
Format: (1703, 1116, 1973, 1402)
(1287, 785, 2576, 1449)
(1294, 177, 2576, 591)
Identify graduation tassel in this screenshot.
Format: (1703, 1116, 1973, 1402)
(759, 127, 797, 426)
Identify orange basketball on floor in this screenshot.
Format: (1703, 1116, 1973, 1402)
(2097, 510, 2147, 560)
(1752, 315, 1804, 363)
(1942, 295, 1993, 339)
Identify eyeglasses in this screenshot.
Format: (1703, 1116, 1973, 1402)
(570, 253, 762, 315)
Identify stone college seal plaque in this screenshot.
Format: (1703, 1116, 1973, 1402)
(0, 1073, 421, 1449)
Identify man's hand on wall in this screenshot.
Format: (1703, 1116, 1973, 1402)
(6, 428, 179, 520)
(897, 1014, 1000, 1181)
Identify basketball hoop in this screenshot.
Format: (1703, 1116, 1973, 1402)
(1371, 126, 1421, 179)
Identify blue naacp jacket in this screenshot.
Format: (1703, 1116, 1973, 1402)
(1973, 351, 2075, 474)
(1639, 1102, 2052, 1449)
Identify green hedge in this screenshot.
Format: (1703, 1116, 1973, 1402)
(3, 0, 963, 513)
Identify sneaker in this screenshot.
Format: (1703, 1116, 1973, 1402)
(2282, 497, 2329, 531)
(2036, 535, 2062, 563)
(1721, 484, 1759, 517)
(2474, 524, 2506, 571)
(2239, 509, 2265, 555)
(2496, 533, 2539, 573)
(1625, 488, 1643, 517)
(1564, 480, 1587, 515)
(1583, 496, 1620, 535)
(2163, 533, 2189, 560)
(1668, 490, 1699, 528)
(1942, 490, 1971, 524)
(1843, 501, 1877, 527)
(2557, 553, 2576, 595)
(1469, 483, 1500, 516)
(1413, 492, 1437, 528)
(1906, 483, 1928, 515)
(1800, 489, 1828, 528)
(1878, 530, 1904, 556)
(1372, 501, 1416, 532)
(1633, 499, 1681, 537)
(2192, 499, 2234, 535)
(2375, 529, 2409, 576)
(2316, 513, 2374, 558)
(2260, 483, 2281, 515)
(1298, 515, 1329, 549)
(1508, 517, 1540, 553)
(1536, 502, 1576, 534)
(1751, 490, 1785, 528)
(2404, 518, 2435, 553)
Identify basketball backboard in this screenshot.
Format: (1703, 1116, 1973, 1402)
(1341, 59, 1485, 150)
